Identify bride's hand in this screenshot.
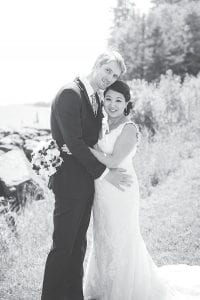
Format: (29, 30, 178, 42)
(89, 147, 95, 154)
(105, 168, 133, 192)
(61, 144, 72, 155)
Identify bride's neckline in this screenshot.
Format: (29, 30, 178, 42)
(107, 116, 128, 132)
(108, 122, 125, 132)
(105, 119, 132, 135)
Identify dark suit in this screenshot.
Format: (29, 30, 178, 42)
(41, 78, 106, 300)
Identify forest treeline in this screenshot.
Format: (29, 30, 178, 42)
(109, 0, 200, 81)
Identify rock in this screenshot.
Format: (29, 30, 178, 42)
(0, 134, 24, 147)
(0, 149, 32, 187)
(0, 127, 51, 161)
(0, 149, 6, 156)
(0, 149, 45, 212)
(23, 139, 45, 161)
(0, 127, 51, 232)
(0, 144, 18, 154)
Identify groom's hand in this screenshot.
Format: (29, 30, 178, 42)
(105, 168, 133, 192)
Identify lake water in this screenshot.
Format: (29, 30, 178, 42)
(0, 105, 50, 129)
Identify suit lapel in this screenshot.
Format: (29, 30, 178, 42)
(74, 77, 103, 134)
(74, 77, 103, 119)
(74, 77, 95, 116)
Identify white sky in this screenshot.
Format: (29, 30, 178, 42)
(0, 0, 152, 106)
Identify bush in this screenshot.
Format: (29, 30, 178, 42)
(129, 71, 200, 131)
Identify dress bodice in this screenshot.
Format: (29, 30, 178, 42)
(97, 121, 140, 169)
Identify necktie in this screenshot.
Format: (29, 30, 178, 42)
(91, 94, 98, 116)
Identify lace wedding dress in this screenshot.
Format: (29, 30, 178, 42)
(84, 122, 200, 300)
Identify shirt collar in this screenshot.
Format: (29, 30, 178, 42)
(80, 76, 95, 98)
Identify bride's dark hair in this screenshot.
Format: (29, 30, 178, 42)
(103, 80, 133, 116)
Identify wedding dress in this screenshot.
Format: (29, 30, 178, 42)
(84, 121, 200, 300)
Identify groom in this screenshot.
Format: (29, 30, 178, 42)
(41, 50, 129, 300)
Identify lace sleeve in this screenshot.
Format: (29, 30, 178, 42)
(123, 121, 141, 146)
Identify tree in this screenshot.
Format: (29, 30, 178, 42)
(108, 0, 200, 80)
(145, 24, 167, 81)
(152, 0, 187, 5)
(112, 0, 135, 28)
(109, 0, 146, 80)
(184, 12, 200, 76)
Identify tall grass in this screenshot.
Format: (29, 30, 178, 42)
(134, 121, 200, 198)
(0, 192, 54, 300)
(133, 122, 200, 266)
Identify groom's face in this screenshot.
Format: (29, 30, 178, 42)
(94, 61, 121, 91)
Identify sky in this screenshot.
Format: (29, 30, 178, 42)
(0, 0, 152, 106)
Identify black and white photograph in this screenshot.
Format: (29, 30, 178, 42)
(0, 0, 200, 299)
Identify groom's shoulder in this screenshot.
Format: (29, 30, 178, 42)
(56, 80, 81, 99)
(52, 80, 81, 108)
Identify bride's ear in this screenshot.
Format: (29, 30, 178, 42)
(123, 103, 128, 116)
(124, 102, 132, 116)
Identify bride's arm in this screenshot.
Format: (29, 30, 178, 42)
(89, 124, 138, 169)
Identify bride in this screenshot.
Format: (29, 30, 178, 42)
(83, 80, 200, 299)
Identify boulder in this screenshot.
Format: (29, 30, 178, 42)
(0, 127, 51, 160)
(0, 149, 45, 212)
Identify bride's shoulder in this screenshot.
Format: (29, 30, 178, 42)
(122, 120, 139, 130)
(120, 120, 141, 145)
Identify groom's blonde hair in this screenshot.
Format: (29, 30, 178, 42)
(93, 49, 126, 77)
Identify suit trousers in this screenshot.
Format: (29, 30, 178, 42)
(41, 193, 94, 300)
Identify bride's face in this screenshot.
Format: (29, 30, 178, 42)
(104, 89, 127, 119)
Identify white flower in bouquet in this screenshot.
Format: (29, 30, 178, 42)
(31, 139, 63, 180)
(46, 147, 60, 158)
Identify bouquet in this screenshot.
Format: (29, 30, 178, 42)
(31, 139, 63, 179)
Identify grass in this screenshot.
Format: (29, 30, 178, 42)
(134, 122, 200, 266)
(139, 149, 200, 266)
(0, 191, 54, 300)
(0, 123, 200, 299)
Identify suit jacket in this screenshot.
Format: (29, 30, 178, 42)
(50, 77, 106, 199)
